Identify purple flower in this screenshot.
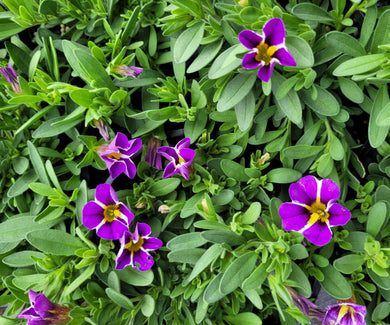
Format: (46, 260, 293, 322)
(279, 175, 351, 246)
(114, 65, 143, 78)
(143, 136, 162, 170)
(323, 303, 367, 325)
(286, 286, 318, 316)
(238, 18, 296, 82)
(18, 290, 71, 325)
(94, 118, 110, 141)
(157, 137, 196, 180)
(98, 132, 142, 179)
(82, 183, 133, 240)
(0, 63, 21, 94)
(115, 223, 163, 271)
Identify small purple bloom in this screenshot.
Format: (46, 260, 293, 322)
(0, 63, 21, 94)
(82, 183, 133, 240)
(116, 223, 163, 271)
(323, 303, 367, 325)
(18, 290, 71, 325)
(157, 137, 196, 180)
(286, 286, 318, 316)
(114, 65, 143, 78)
(279, 176, 351, 246)
(144, 136, 162, 170)
(238, 18, 296, 82)
(94, 118, 110, 141)
(98, 132, 142, 179)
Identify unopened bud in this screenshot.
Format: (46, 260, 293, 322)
(201, 199, 209, 214)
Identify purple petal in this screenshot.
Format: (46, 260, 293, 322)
(133, 250, 154, 271)
(162, 162, 178, 178)
(95, 183, 118, 206)
(137, 223, 152, 237)
(263, 18, 285, 46)
(242, 52, 262, 69)
(327, 203, 351, 227)
(289, 175, 318, 206)
(143, 237, 163, 250)
(279, 203, 310, 231)
(158, 147, 179, 162)
(25, 320, 49, 325)
(82, 202, 104, 229)
(324, 303, 367, 325)
(18, 306, 39, 318)
(96, 220, 128, 240)
(118, 204, 134, 225)
(121, 138, 142, 156)
(179, 148, 196, 163)
(34, 295, 53, 318)
(114, 132, 130, 149)
(274, 47, 296, 66)
(115, 249, 131, 270)
(238, 30, 264, 49)
(177, 165, 190, 180)
(320, 179, 340, 205)
(109, 161, 126, 179)
(302, 221, 332, 246)
(257, 61, 275, 82)
(28, 290, 39, 304)
(123, 159, 137, 179)
(176, 137, 191, 150)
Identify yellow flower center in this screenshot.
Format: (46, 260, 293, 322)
(124, 237, 144, 253)
(306, 201, 329, 225)
(337, 305, 355, 322)
(103, 205, 121, 223)
(105, 152, 122, 160)
(178, 155, 186, 164)
(255, 42, 278, 65)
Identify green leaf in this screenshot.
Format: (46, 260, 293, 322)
(29, 182, 57, 196)
(174, 22, 205, 63)
(7, 170, 38, 197)
(62, 264, 95, 297)
(181, 193, 204, 218)
(184, 109, 207, 142)
(203, 273, 225, 303)
(234, 90, 255, 131)
(326, 31, 366, 57)
(70, 89, 95, 107)
(285, 36, 314, 67)
(27, 229, 85, 256)
(372, 302, 390, 321)
(272, 71, 302, 125)
(201, 230, 245, 246)
(28, 141, 50, 185)
(317, 153, 334, 178)
(319, 265, 352, 299)
(289, 262, 312, 297)
(369, 86, 390, 148)
(360, 5, 377, 47)
(241, 262, 269, 290)
(329, 134, 344, 161)
(141, 294, 155, 317)
(300, 85, 340, 116)
(333, 254, 365, 274)
(267, 168, 302, 184)
(220, 159, 250, 182)
(333, 54, 386, 76)
(167, 248, 206, 265)
(338, 77, 364, 103)
(148, 178, 180, 196)
(183, 244, 224, 286)
(224, 312, 262, 325)
(11, 156, 29, 175)
(241, 202, 261, 224)
(8, 95, 42, 104)
(0, 18, 26, 41)
(220, 252, 258, 295)
(368, 268, 390, 290)
(366, 201, 387, 237)
(115, 267, 154, 286)
(2, 251, 46, 267)
(283, 145, 324, 159)
(105, 288, 134, 309)
(166, 232, 208, 251)
(371, 9, 390, 53)
(32, 116, 84, 138)
(217, 72, 257, 112)
(375, 102, 390, 126)
(292, 3, 335, 22)
(187, 40, 223, 73)
(208, 44, 245, 79)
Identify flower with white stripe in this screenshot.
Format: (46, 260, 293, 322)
(82, 183, 133, 240)
(115, 223, 163, 271)
(279, 176, 351, 246)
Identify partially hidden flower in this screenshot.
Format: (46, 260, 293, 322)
(238, 18, 296, 82)
(82, 183, 133, 240)
(115, 223, 163, 271)
(143, 136, 162, 170)
(114, 65, 143, 78)
(286, 286, 318, 317)
(157, 137, 196, 180)
(323, 303, 367, 325)
(279, 175, 351, 246)
(0, 63, 22, 94)
(93, 118, 110, 141)
(98, 132, 142, 179)
(18, 290, 71, 325)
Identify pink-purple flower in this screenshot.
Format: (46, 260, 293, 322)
(323, 302, 367, 325)
(98, 132, 142, 179)
(18, 290, 71, 325)
(157, 137, 196, 180)
(238, 18, 296, 82)
(0, 63, 21, 94)
(94, 118, 110, 141)
(82, 183, 133, 240)
(114, 65, 143, 78)
(279, 175, 351, 246)
(144, 136, 162, 170)
(115, 223, 163, 271)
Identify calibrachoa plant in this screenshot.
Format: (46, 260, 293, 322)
(1, 0, 390, 325)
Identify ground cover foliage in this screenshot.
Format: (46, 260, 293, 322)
(0, 0, 390, 324)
